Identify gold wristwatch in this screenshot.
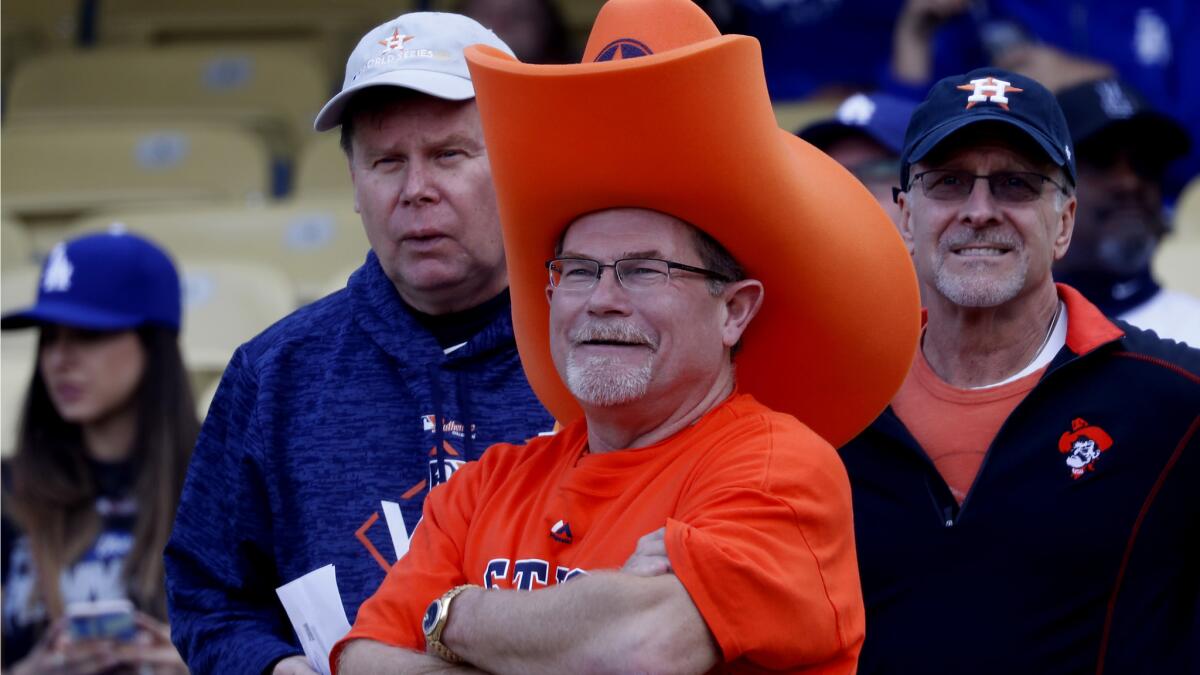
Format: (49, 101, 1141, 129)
(422, 584, 476, 663)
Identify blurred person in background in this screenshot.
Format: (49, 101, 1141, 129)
(886, 0, 1199, 198)
(706, 0, 907, 100)
(798, 91, 919, 226)
(163, 13, 553, 675)
(1054, 77, 1200, 346)
(458, 0, 576, 63)
(1, 232, 194, 674)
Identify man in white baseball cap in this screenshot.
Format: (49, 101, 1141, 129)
(164, 13, 553, 675)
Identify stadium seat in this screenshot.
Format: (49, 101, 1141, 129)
(71, 196, 368, 302)
(94, 0, 408, 78)
(1171, 176, 1200, 239)
(6, 44, 329, 157)
(1, 122, 272, 222)
(0, 0, 79, 83)
(2, 219, 36, 269)
(294, 133, 353, 196)
(319, 264, 363, 300)
(1, 266, 41, 457)
(194, 375, 222, 422)
(1154, 239, 1200, 297)
(1, 265, 40, 318)
(1154, 177, 1200, 296)
(179, 260, 296, 376)
(772, 99, 840, 136)
(1, 351, 36, 458)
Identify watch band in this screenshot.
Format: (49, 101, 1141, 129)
(424, 584, 477, 664)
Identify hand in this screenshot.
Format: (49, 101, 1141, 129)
(112, 612, 189, 674)
(621, 527, 672, 577)
(10, 617, 121, 675)
(892, 0, 970, 84)
(896, 0, 970, 37)
(273, 654, 321, 675)
(995, 44, 1115, 92)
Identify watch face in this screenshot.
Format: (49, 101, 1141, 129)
(423, 600, 440, 635)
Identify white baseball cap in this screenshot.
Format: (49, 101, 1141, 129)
(313, 12, 514, 131)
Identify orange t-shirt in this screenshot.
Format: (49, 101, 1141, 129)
(332, 394, 864, 673)
(891, 350, 1045, 503)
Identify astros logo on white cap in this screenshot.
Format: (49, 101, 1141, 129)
(956, 76, 1024, 110)
(378, 28, 415, 51)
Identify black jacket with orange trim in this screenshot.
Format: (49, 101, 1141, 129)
(840, 284, 1200, 675)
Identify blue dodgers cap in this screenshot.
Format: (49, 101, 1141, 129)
(900, 67, 1076, 190)
(798, 92, 919, 155)
(1, 230, 182, 332)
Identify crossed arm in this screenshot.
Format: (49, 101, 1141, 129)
(337, 529, 720, 675)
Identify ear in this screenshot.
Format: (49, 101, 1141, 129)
(1052, 192, 1077, 261)
(721, 279, 765, 349)
(897, 191, 916, 256)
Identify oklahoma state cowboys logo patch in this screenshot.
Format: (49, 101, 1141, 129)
(1058, 418, 1114, 479)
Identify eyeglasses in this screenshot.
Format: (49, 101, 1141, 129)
(546, 257, 732, 291)
(909, 169, 1068, 203)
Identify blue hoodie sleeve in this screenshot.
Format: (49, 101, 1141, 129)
(165, 347, 301, 674)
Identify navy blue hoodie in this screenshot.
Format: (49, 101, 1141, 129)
(164, 252, 553, 674)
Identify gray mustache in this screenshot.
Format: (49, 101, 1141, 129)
(942, 232, 1021, 250)
(570, 322, 660, 350)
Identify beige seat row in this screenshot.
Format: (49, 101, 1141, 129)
(2, 122, 273, 227)
(6, 43, 330, 158)
(68, 196, 369, 302)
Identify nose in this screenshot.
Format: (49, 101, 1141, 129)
(959, 176, 1002, 228)
(585, 265, 632, 317)
(399, 159, 440, 207)
(40, 329, 75, 372)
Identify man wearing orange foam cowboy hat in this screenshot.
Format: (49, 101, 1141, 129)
(331, 0, 921, 672)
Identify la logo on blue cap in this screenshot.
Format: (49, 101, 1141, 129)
(594, 38, 653, 62)
(43, 243, 74, 293)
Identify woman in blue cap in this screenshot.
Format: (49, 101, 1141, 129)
(1, 231, 195, 674)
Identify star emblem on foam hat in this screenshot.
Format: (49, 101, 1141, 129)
(378, 28, 415, 51)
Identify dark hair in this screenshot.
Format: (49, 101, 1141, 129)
(689, 226, 745, 295)
(3, 325, 198, 620)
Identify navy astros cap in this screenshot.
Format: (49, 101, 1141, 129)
(1, 229, 182, 332)
(799, 92, 919, 155)
(900, 67, 1076, 190)
(1056, 77, 1190, 161)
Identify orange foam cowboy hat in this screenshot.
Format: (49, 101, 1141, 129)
(465, 0, 920, 446)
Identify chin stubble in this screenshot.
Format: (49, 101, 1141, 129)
(563, 321, 658, 407)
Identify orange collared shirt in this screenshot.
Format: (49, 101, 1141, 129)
(331, 394, 864, 674)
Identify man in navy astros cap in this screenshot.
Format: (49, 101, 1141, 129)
(839, 68, 1200, 674)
